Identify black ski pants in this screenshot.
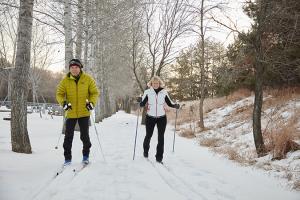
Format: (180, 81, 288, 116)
(143, 115, 167, 161)
(63, 116, 91, 160)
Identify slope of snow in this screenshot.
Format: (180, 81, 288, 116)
(194, 96, 300, 190)
(0, 111, 299, 200)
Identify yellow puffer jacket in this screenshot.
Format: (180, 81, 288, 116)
(56, 72, 99, 118)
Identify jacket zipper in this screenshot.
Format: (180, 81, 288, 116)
(76, 81, 78, 118)
(155, 94, 158, 117)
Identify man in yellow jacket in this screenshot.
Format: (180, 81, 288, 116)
(56, 59, 99, 166)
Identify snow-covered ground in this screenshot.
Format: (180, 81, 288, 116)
(0, 111, 299, 200)
(0, 105, 11, 112)
(185, 96, 300, 190)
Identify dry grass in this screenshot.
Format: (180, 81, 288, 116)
(204, 98, 227, 113)
(285, 171, 294, 181)
(263, 111, 300, 160)
(219, 104, 253, 128)
(293, 180, 300, 191)
(200, 137, 223, 147)
(167, 103, 198, 127)
(205, 88, 252, 114)
(232, 105, 253, 122)
(263, 87, 300, 110)
(172, 87, 299, 189)
(265, 86, 300, 99)
(225, 88, 253, 102)
(167, 90, 252, 127)
(213, 146, 246, 163)
(180, 128, 196, 138)
(225, 147, 243, 161)
(203, 89, 251, 114)
(167, 88, 253, 126)
(214, 146, 258, 165)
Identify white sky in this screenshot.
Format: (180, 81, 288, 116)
(46, 0, 251, 73)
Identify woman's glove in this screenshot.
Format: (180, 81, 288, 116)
(174, 104, 180, 109)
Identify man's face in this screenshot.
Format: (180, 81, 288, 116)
(70, 65, 81, 76)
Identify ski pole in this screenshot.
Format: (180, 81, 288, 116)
(55, 112, 67, 149)
(172, 108, 178, 153)
(133, 107, 140, 160)
(55, 132, 63, 149)
(90, 111, 106, 162)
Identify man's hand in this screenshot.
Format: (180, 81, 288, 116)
(86, 100, 94, 111)
(63, 101, 72, 111)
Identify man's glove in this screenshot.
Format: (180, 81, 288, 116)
(86, 101, 94, 111)
(136, 97, 142, 103)
(63, 101, 72, 111)
(174, 104, 180, 109)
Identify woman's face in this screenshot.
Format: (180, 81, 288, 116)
(152, 80, 160, 89)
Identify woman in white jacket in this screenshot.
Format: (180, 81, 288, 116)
(138, 76, 179, 163)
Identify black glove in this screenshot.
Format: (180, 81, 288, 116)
(86, 101, 94, 111)
(136, 97, 142, 103)
(174, 104, 180, 109)
(63, 101, 72, 111)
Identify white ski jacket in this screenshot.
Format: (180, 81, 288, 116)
(140, 87, 176, 117)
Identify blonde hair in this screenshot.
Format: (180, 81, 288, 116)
(147, 76, 165, 88)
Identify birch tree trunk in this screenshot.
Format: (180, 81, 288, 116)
(64, 0, 73, 70)
(11, 0, 34, 153)
(95, 0, 104, 122)
(7, 71, 13, 101)
(75, 0, 84, 59)
(83, 0, 90, 67)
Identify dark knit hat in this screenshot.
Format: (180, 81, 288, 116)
(69, 59, 83, 68)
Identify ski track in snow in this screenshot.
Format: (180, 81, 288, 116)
(0, 111, 299, 200)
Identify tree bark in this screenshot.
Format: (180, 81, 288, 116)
(83, 0, 90, 67)
(253, 57, 265, 156)
(252, 0, 267, 157)
(11, 0, 34, 153)
(64, 0, 73, 70)
(7, 71, 13, 101)
(75, 0, 84, 60)
(198, 0, 205, 129)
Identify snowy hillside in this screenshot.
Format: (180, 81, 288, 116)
(0, 110, 299, 200)
(173, 93, 300, 190)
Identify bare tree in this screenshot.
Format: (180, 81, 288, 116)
(0, 1, 60, 103)
(0, 6, 18, 101)
(187, 0, 227, 130)
(29, 22, 53, 104)
(75, 0, 84, 59)
(128, 0, 193, 124)
(83, 0, 90, 67)
(129, 0, 146, 93)
(64, 0, 73, 70)
(11, 0, 34, 153)
(209, 0, 273, 156)
(143, 0, 193, 77)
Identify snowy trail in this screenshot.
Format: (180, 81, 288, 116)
(0, 111, 299, 200)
